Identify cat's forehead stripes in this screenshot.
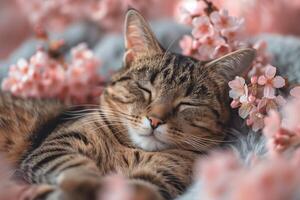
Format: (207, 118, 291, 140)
(127, 54, 200, 84)
(110, 53, 217, 104)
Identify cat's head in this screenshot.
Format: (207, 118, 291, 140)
(101, 9, 256, 152)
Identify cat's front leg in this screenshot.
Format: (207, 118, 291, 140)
(22, 167, 104, 200)
(114, 149, 196, 200)
(23, 165, 105, 200)
(20, 142, 104, 200)
(44, 168, 103, 200)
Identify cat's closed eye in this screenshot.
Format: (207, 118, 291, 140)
(177, 102, 199, 112)
(136, 83, 152, 102)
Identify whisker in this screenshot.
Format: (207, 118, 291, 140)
(64, 110, 137, 121)
(79, 116, 142, 128)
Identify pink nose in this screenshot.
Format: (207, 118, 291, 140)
(147, 116, 164, 129)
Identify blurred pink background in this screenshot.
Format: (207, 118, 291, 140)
(2, 0, 300, 60)
(0, 0, 31, 59)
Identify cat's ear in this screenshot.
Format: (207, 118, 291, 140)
(205, 48, 256, 81)
(123, 9, 163, 67)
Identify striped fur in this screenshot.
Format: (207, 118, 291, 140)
(0, 9, 255, 200)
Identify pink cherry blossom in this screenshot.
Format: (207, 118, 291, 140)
(228, 76, 247, 100)
(17, 0, 178, 32)
(197, 34, 226, 60)
(178, 1, 245, 60)
(213, 0, 300, 36)
(282, 98, 300, 134)
(251, 76, 258, 84)
(177, 0, 291, 132)
(210, 9, 243, 31)
(230, 99, 240, 108)
(177, 0, 207, 25)
(258, 95, 287, 113)
(195, 149, 300, 200)
(239, 102, 254, 119)
(290, 86, 300, 98)
(247, 107, 265, 131)
(258, 65, 285, 98)
(273, 128, 295, 153)
(192, 16, 214, 39)
(247, 62, 266, 78)
(253, 40, 268, 55)
(178, 10, 193, 25)
(263, 100, 300, 154)
(2, 43, 103, 104)
(220, 26, 242, 42)
(228, 76, 258, 119)
(263, 110, 281, 138)
(212, 43, 231, 58)
(198, 151, 241, 199)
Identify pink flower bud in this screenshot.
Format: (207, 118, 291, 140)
(248, 95, 256, 103)
(250, 76, 258, 84)
(230, 100, 240, 108)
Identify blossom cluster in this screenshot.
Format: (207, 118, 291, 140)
(94, 110, 300, 200)
(178, 0, 300, 131)
(229, 65, 285, 131)
(17, 0, 178, 32)
(196, 96, 300, 199)
(212, 0, 300, 36)
(1, 43, 102, 104)
(179, 1, 245, 60)
(263, 97, 300, 155)
(196, 149, 300, 200)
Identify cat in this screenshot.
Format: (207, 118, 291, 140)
(0, 9, 256, 200)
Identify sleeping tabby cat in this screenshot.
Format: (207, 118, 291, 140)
(0, 9, 256, 200)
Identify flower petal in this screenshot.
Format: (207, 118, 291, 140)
(264, 85, 275, 98)
(238, 103, 252, 119)
(258, 76, 267, 85)
(263, 110, 281, 138)
(230, 100, 240, 108)
(229, 90, 241, 99)
(257, 98, 267, 110)
(275, 95, 287, 106)
(240, 85, 248, 103)
(213, 44, 231, 58)
(209, 11, 220, 25)
(264, 65, 276, 79)
(228, 76, 245, 89)
(252, 118, 264, 132)
(290, 86, 300, 98)
(179, 35, 193, 55)
(192, 16, 210, 27)
(272, 76, 285, 88)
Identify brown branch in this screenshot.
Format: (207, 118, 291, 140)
(199, 0, 219, 15)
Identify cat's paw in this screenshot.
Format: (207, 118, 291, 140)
(128, 180, 164, 200)
(55, 169, 102, 200)
(31, 169, 102, 200)
(32, 172, 164, 200)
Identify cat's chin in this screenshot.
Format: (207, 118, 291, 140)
(128, 126, 170, 151)
(133, 134, 168, 151)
